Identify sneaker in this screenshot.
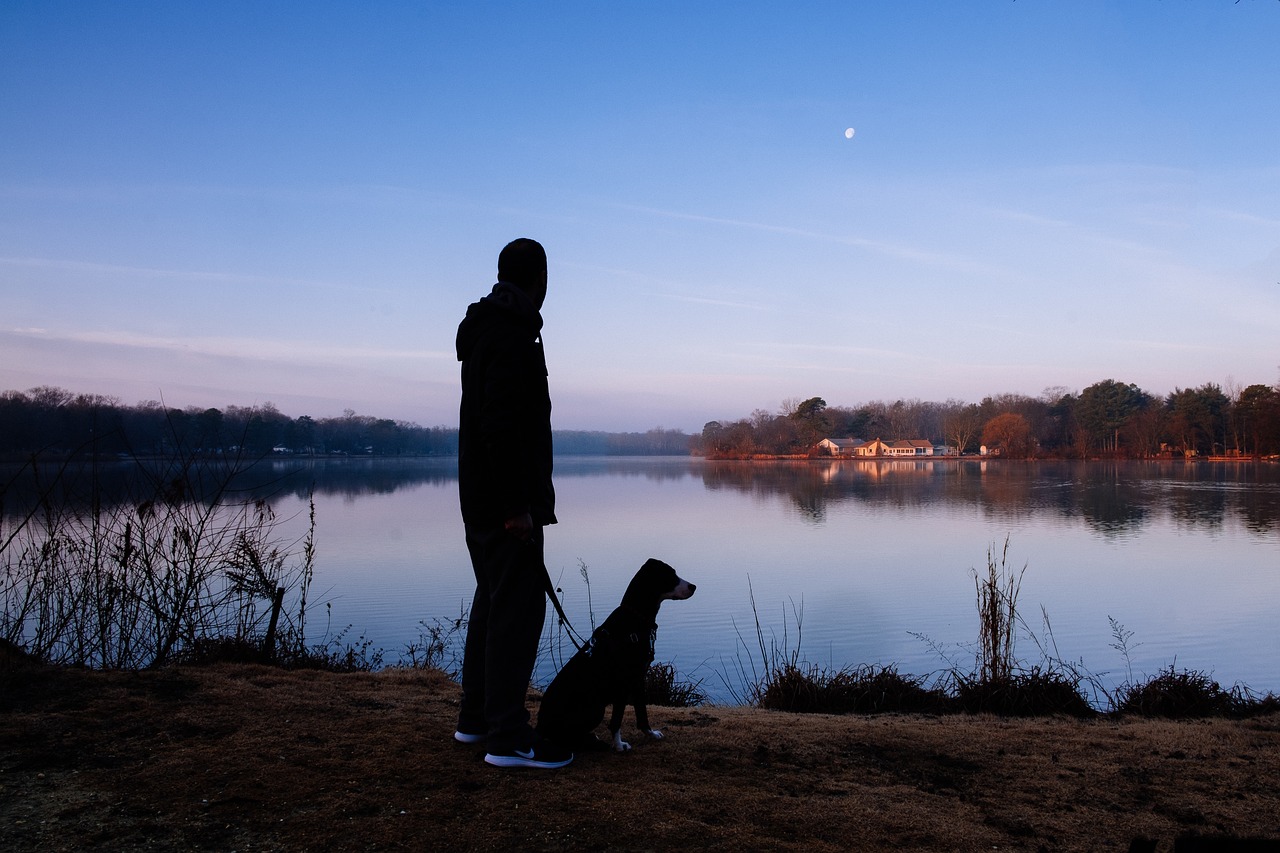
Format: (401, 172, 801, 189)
(485, 739, 574, 769)
(454, 729, 486, 745)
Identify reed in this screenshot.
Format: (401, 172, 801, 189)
(974, 535, 1023, 686)
(716, 578, 805, 706)
(1, 437, 316, 669)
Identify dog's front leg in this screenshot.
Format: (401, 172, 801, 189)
(632, 687, 663, 741)
(607, 701, 631, 752)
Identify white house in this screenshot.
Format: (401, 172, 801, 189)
(820, 437, 939, 457)
(816, 437, 866, 456)
(884, 439, 934, 457)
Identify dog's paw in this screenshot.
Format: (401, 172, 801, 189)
(647, 729, 664, 741)
(611, 731, 632, 752)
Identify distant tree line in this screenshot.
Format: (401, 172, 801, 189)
(554, 429, 693, 455)
(698, 378, 1280, 459)
(0, 387, 692, 459)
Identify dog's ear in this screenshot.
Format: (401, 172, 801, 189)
(641, 558, 673, 573)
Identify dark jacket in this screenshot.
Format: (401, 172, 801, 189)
(455, 282, 556, 527)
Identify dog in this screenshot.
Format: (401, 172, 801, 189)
(536, 558, 695, 753)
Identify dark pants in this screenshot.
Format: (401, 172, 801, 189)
(458, 523, 547, 751)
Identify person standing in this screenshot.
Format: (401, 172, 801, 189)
(453, 238, 572, 769)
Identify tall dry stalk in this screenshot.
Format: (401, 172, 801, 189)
(974, 536, 1025, 685)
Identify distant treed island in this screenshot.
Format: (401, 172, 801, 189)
(0, 386, 689, 458)
(2, 378, 1279, 460)
(703, 380, 1280, 460)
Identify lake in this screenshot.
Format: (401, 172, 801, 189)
(251, 456, 1279, 705)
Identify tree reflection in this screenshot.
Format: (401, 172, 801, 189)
(693, 459, 1279, 537)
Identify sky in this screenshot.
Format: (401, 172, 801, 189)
(2, 2, 1278, 433)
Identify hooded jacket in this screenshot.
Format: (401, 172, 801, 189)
(455, 281, 556, 527)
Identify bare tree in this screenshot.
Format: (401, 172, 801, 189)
(941, 400, 982, 455)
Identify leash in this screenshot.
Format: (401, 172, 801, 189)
(540, 562, 591, 652)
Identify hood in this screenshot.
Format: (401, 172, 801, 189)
(456, 281, 543, 361)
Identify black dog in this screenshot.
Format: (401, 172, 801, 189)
(537, 558, 695, 752)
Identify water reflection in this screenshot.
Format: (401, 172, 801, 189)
(6, 456, 1276, 699)
(0, 456, 458, 509)
(4, 457, 1278, 538)
(697, 459, 1279, 538)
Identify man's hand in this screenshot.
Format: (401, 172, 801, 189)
(503, 512, 535, 541)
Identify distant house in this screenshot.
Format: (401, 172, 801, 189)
(885, 439, 934, 457)
(816, 437, 866, 456)
(819, 437, 940, 457)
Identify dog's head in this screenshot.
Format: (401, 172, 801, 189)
(623, 558, 696, 611)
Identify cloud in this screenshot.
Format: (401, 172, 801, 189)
(760, 341, 916, 361)
(0, 255, 393, 296)
(5, 327, 452, 366)
(614, 202, 998, 274)
(1206, 207, 1280, 231)
(0, 327, 459, 423)
(659, 293, 768, 311)
(1115, 338, 1220, 353)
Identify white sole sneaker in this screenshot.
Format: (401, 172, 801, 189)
(484, 748, 573, 769)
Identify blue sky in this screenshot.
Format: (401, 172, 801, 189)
(2, 2, 1278, 433)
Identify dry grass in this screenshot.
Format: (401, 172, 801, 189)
(4, 660, 1280, 852)
(1, 451, 317, 670)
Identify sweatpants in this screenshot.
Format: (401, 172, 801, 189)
(458, 523, 548, 751)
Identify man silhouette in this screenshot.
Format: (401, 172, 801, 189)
(452, 238, 572, 769)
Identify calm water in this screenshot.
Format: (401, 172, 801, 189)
(250, 457, 1279, 704)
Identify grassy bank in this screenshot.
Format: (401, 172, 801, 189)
(4, 660, 1280, 852)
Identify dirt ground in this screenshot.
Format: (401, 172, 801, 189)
(3, 662, 1279, 852)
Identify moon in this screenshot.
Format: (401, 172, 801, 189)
(844, 127, 855, 139)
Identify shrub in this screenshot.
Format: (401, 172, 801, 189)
(1112, 666, 1240, 718)
(646, 662, 707, 707)
(306, 631, 386, 673)
(952, 666, 1095, 718)
(1235, 689, 1280, 718)
(756, 663, 949, 715)
(402, 609, 468, 676)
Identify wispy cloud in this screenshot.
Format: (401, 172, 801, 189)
(4, 327, 453, 365)
(1114, 337, 1221, 353)
(613, 202, 996, 273)
(759, 340, 916, 361)
(0, 255, 411, 299)
(660, 293, 768, 310)
(1205, 207, 1280, 230)
(0, 255, 398, 295)
(562, 259, 771, 310)
(0, 180, 454, 207)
